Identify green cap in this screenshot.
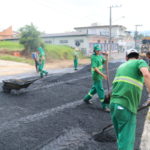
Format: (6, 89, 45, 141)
(93, 44, 101, 51)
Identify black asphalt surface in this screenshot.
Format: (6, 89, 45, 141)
(0, 61, 148, 150)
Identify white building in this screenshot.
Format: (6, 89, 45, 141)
(74, 25, 135, 51)
(74, 25, 127, 38)
(42, 32, 112, 55)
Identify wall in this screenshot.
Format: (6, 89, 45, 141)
(43, 35, 89, 55)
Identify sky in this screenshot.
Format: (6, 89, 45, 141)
(0, 0, 150, 34)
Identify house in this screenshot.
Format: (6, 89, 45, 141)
(40, 25, 134, 55)
(74, 25, 134, 51)
(41, 32, 110, 55)
(74, 25, 127, 38)
(0, 26, 14, 40)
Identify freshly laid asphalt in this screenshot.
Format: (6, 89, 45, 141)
(0, 59, 149, 150)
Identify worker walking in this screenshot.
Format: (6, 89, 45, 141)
(37, 47, 48, 78)
(110, 49, 150, 150)
(83, 44, 109, 112)
(73, 48, 79, 70)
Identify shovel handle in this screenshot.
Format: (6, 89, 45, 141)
(105, 56, 110, 93)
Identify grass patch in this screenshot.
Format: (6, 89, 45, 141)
(45, 45, 74, 60)
(0, 41, 23, 51)
(0, 42, 85, 64)
(0, 55, 34, 65)
(45, 44, 84, 61)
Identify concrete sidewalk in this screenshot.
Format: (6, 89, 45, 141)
(140, 110, 150, 150)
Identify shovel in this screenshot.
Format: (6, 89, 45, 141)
(93, 103, 150, 140)
(104, 52, 111, 104)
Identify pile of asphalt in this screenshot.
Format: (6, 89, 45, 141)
(0, 62, 148, 150)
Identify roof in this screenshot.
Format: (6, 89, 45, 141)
(74, 25, 126, 30)
(142, 37, 150, 40)
(1, 31, 110, 41)
(41, 32, 91, 38)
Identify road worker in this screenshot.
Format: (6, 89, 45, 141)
(83, 44, 109, 112)
(73, 48, 79, 70)
(37, 47, 48, 78)
(143, 51, 150, 105)
(110, 49, 150, 150)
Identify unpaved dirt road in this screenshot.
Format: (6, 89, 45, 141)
(0, 52, 125, 77)
(0, 59, 90, 76)
(0, 60, 148, 150)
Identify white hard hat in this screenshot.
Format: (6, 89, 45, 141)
(126, 49, 139, 56)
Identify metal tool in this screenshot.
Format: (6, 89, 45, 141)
(2, 77, 40, 93)
(93, 103, 150, 137)
(104, 53, 111, 104)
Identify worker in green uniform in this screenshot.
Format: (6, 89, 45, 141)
(37, 47, 48, 78)
(73, 48, 79, 70)
(83, 44, 109, 112)
(143, 51, 150, 106)
(110, 49, 150, 150)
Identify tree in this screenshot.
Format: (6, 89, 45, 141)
(19, 24, 43, 55)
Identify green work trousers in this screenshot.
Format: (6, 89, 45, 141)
(110, 103, 136, 150)
(84, 80, 107, 108)
(38, 61, 48, 77)
(74, 58, 78, 70)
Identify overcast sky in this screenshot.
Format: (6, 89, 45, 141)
(0, 0, 149, 33)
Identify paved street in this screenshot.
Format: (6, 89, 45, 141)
(0, 58, 149, 150)
(0, 52, 149, 150)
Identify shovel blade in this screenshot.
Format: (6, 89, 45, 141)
(104, 93, 111, 104)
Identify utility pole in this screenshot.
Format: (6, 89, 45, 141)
(134, 24, 142, 49)
(109, 6, 112, 56)
(109, 5, 121, 56)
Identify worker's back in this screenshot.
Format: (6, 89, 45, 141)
(111, 59, 147, 114)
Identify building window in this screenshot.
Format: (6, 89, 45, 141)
(97, 40, 101, 43)
(79, 39, 84, 43)
(75, 39, 84, 43)
(60, 40, 68, 43)
(45, 40, 52, 44)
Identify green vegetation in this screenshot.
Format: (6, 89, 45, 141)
(0, 41, 24, 51)
(45, 45, 75, 60)
(19, 24, 42, 54)
(0, 41, 84, 64)
(0, 55, 33, 64)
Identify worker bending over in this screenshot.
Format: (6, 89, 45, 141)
(110, 49, 150, 150)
